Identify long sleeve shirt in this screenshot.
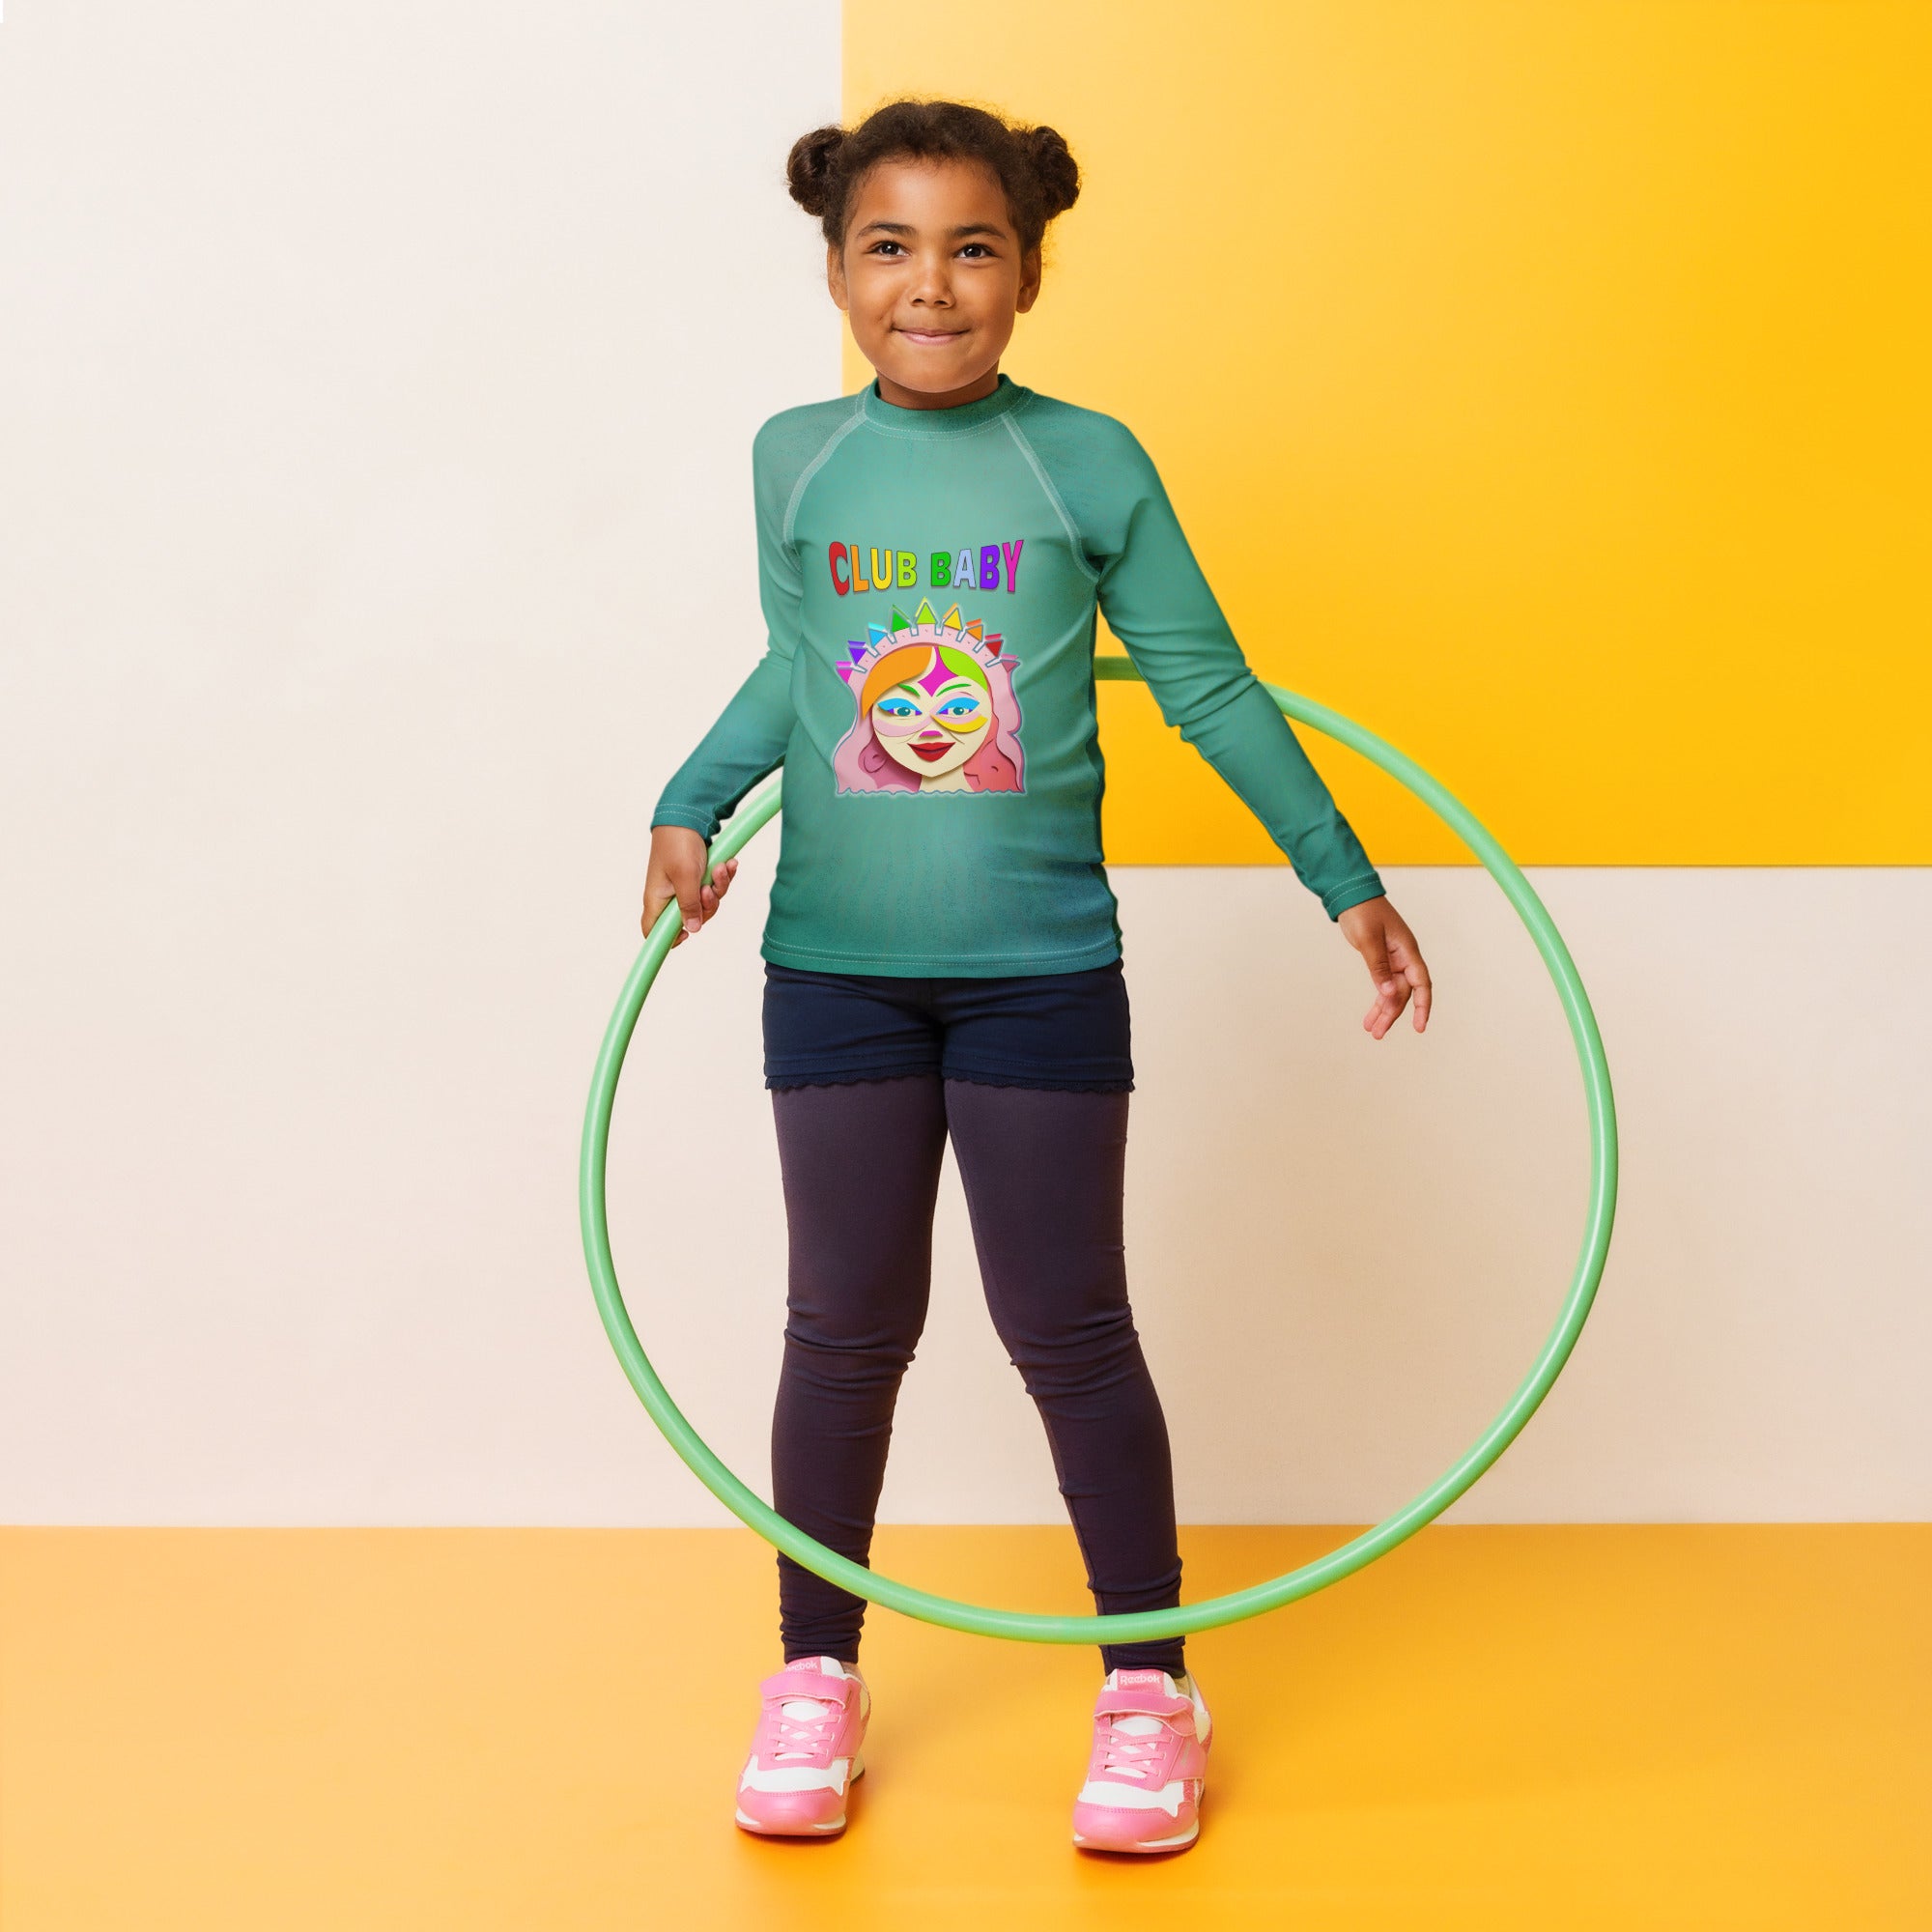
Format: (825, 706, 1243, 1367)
(652, 374, 1384, 978)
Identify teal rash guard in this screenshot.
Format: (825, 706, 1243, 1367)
(652, 374, 1385, 978)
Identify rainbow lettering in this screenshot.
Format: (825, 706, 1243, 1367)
(830, 537, 1025, 596)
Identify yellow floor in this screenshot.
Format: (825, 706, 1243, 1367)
(2, 1525, 1926, 1930)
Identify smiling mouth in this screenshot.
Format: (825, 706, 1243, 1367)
(910, 739, 952, 762)
(896, 327, 965, 345)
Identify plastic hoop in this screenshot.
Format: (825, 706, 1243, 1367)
(582, 666, 1618, 1642)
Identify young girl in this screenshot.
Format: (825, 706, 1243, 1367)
(641, 99, 1432, 1855)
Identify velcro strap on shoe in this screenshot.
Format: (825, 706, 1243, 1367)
(761, 1667, 852, 1706)
(1095, 1688, 1192, 1723)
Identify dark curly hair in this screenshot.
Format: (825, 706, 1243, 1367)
(785, 99, 1080, 258)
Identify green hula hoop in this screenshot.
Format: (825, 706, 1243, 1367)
(582, 664, 1618, 1642)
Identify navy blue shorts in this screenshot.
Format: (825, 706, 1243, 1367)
(762, 959, 1134, 1093)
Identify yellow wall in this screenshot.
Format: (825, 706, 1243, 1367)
(845, 3, 1931, 864)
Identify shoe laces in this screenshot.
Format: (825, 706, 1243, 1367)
(1096, 1712, 1171, 1781)
(763, 1695, 839, 1763)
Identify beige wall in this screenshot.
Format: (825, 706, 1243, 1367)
(601, 859, 1932, 1529)
(3, 4, 1925, 1526)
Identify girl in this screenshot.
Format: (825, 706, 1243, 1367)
(641, 99, 1432, 1855)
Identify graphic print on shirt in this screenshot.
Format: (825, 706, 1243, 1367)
(832, 599, 1025, 795)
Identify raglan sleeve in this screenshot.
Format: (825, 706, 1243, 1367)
(1086, 422, 1385, 919)
(649, 417, 803, 842)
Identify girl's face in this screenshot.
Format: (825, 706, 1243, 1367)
(869, 653, 991, 781)
(828, 157, 1041, 410)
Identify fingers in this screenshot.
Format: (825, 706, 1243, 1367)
(668, 858, 706, 941)
(1364, 977, 1409, 1040)
(1387, 925, 1433, 1036)
(693, 857, 738, 926)
(1350, 921, 1403, 1039)
(640, 844, 738, 947)
(1341, 899, 1433, 1042)
(1407, 955, 1434, 1034)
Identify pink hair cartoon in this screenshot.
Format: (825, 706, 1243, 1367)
(833, 604, 1025, 794)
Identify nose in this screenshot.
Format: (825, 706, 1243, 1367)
(907, 251, 953, 308)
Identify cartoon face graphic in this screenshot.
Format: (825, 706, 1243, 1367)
(866, 647, 991, 785)
(834, 602, 1025, 795)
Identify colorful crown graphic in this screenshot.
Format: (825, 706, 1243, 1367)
(837, 599, 1013, 689)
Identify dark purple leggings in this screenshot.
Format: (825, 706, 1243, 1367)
(770, 1075, 1185, 1676)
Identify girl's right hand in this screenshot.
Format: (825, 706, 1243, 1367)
(641, 825, 738, 945)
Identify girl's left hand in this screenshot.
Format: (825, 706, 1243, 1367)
(1336, 896, 1433, 1039)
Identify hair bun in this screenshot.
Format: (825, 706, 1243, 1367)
(1023, 124, 1081, 220)
(785, 126, 847, 218)
(781, 101, 1079, 256)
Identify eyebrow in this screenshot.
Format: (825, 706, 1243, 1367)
(854, 219, 1010, 242)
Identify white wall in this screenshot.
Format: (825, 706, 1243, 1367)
(3, 4, 1925, 1526)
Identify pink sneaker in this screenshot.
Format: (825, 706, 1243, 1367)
(734, 1656, 869, 1836)
(1071, 1668, 1211, 1854)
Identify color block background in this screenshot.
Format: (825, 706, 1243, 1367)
(849, 0, 1932, 866)
(5, 11, 1927, 1924)
(1, 0, 1927, 1538)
